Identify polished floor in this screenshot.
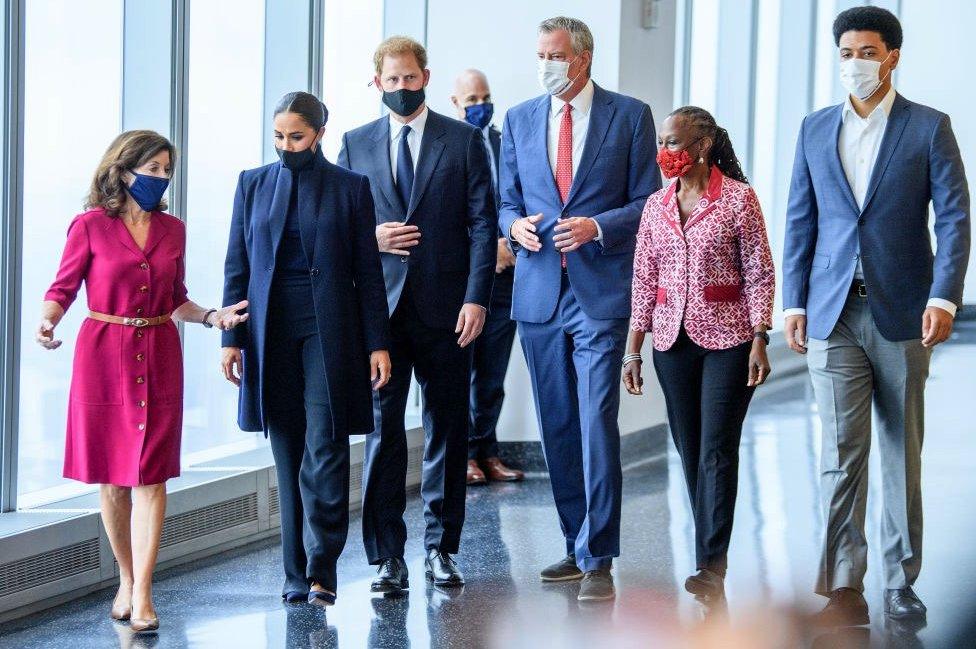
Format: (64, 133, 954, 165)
(2, 323, 976, 648)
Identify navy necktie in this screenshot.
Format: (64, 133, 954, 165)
(396, 125, 414, 212)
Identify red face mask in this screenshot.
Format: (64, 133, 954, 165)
(656, 138, 702, 179)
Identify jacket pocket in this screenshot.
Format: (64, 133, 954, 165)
(656, 287, 667, 304)
(703, 284, 742, 303)
(811, 252, 831, 269)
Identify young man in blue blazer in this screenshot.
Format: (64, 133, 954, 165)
(783, 6, 970, 626)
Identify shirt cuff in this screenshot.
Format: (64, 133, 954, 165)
(592, 218, 603, 242)
(927, 298, 957, 317)
(783, 308, 806, 318)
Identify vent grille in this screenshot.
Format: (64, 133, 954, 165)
(350, 462, 364, 495)
(269, 485, 280, 517)
(160, 493, 258, 548)
(407, 445, 424, 478)
(0, 538, 100, 598)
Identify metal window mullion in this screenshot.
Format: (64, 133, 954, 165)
(170, 0, 189, 222)
(1, 0, 25, 512)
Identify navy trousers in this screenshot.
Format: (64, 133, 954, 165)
(468, 269, 516, 460)
(265, 280, 350, 595)
(362, 289, 472, 562)
(517, 275, 629, 571)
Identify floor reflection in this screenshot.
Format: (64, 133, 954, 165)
(2, 324, 976, 648)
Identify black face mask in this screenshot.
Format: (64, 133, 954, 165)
(276, 143, 319, 171)
(382, 87, 425, 117)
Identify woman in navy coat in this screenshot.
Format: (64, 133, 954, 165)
(220, 92, 391, 606)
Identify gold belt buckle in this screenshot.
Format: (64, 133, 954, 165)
(125, 317, 150, 327)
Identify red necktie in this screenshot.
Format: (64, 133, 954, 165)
(555, 103, 573, 269)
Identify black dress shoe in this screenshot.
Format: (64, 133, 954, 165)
(684, 568, 724, 598)
(812, 588, 870, 627)
(540, 553, 584, 582)
(425, 549, 465, 587)
(884, 587, 927, 620)
(371, 557, 409, 592)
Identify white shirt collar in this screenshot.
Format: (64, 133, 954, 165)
(842, 86, 897, 123)
(389, 105, 429, 140)
(550, 79, 595, 117)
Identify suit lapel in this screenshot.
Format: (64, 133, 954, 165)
(565, 84, 614, 206)
(370, 119, 404, 215)
(660, 180, 684, 239)
(268, 163, 292, 258)
(112, 217, 146, 259)
(141, 212, 171, 256)
(860, 94, 910, 214)
(829, 105, 860, 216)
(682, 166, 724, 232)
(532, 95, 562, 206)
(407, 111, 446, 219)
(298, 154, 327, 266)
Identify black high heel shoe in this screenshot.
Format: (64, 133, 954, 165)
(283, 590, 308, 604)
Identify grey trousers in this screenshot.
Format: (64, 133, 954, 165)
(807, 293, 932, 594)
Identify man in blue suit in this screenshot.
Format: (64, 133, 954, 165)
(338, 36, 496, 590)
(783, 6, 970, 626)
(500, 16, 659, 602)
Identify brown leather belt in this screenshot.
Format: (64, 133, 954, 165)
(88, 310, 171, 327)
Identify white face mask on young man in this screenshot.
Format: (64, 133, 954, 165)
(537, 56, 582, 96)
(839, 52, 893, 101)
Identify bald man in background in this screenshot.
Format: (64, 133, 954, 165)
(451, 69, 524, 485)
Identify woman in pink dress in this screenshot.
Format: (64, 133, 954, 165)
(38, 130, 247, 633)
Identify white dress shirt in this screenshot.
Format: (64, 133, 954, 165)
(784, 87, 955, 319)
(547, 79, 602, 241)
(390, 106, 428, 182)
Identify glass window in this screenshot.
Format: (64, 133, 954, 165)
(180, 0, 266, 464)
(17, 0, 124, 507)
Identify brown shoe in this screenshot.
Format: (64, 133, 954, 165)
(811, 588, 869, 627)
(466, 460, 487, 485)
(482, 457, 524, 482)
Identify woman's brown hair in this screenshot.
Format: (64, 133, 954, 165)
(86, 130, 176, 217)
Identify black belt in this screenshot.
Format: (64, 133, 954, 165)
(850, 280, 868, 297)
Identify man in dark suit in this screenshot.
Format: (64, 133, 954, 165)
(500, 17, 659, 602)
(783, 6, 970, 626)
(338, 37, 496, 590)
(450, 69, 525, 486)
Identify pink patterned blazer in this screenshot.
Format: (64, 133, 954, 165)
(631, 166, 775, 351)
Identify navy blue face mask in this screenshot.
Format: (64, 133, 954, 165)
(464, 102, 494, 129)
(383, 87, 426, 117)
(276, 142, 320, 171)
(126, 173, 170, 212)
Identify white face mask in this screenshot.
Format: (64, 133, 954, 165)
(839, 52, 892, 101)
(537, 56, 581, 96)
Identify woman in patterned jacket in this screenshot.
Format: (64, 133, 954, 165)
(623, 106, 775, 599)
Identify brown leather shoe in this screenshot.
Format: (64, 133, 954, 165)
(466, 460, 487, 485)
(811, 588, 869, 627)
(482, 457, 524, 482)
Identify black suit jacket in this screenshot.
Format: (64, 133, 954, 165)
(338, 109, 496, 329)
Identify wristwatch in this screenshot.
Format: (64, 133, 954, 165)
(202, 308, 217, 329)
(753, 330, 770, 344)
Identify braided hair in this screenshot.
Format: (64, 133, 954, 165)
(668, 106, 748, 185)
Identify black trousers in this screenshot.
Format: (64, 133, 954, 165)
(265, 281, 350, 594)
(652, 329, 755, 575)
(362, 290, 472, 562)
(468, 271, 516, 460)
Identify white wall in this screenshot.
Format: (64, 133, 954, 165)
(424, 0, 675, 442)
(896, 0, 976, 304)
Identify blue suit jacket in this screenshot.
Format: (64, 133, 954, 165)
(498, 83, 660, 323)
(220, 153, 390, 434)
(783, 93, 971, 341)
(337, 109, 496, 329)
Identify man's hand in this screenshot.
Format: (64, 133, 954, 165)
(922, 306, 953, 347)
(496, 237, 516, 273)
(510, 213, 543, 252)
(376, 221, 421, 255)
(456, 303, 486, 348)
(553, 217, 598, 253)
(785, 314, 807, 354)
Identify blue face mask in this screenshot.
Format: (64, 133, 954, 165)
(464, 102, 494, 129)
(126, 173, 170, 212)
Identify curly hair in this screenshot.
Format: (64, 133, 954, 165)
(668, 106, 748, 185)
(86, 130, 176, 217)
(833, 6, 903, 50)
